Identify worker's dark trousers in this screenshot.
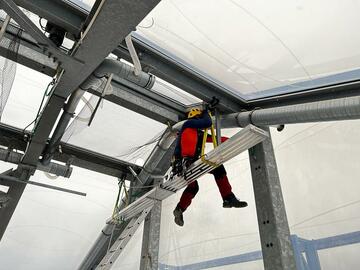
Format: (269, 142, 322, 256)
(177, 165, 232, 211)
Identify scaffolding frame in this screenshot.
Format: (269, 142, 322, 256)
(0, 1, 359, 269)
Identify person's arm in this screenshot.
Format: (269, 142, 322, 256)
(182, 111, 212, 129)
(173, 132, 182, 159)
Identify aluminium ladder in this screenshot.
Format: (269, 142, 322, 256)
(95, 207, 153, 270)
(109, 124, 269, 224)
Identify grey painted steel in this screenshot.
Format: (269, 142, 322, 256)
(0, 148, 72, 178)
(222, 95, 360, 128)
(22, 0, 162, 167)
(0, 18, 185, 124)
(114, 42, 245, 113)
(0, 168, 32, 240)
(248, 127, 296, 270)
(6, 0, 360, 111)
(88, 80, 183, 124)
(137, 128, 178, 186)
(0, 0, 84, 71)
(0, 173, 86, 196)
(41, 88, 86, 165)
(13, 0, 87, 37)
(83, 58, 185, 124)
(0, 123, 139, 179)
(0, 18, 58, 76)
(140, 197, 162, 270)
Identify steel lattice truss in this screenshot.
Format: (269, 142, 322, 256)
(0, 1, 359, 269)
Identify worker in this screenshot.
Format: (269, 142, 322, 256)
(172, 105, 247, 226)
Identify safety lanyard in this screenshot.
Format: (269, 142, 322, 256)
(200, 111, 219, 167)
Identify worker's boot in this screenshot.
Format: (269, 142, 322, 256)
(223, 193, 248, 208)
(173, 205, 184, 226)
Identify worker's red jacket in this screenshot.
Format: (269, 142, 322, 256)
(174, 111, 228, 159)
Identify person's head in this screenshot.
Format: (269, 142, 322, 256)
(187, 107, 202, 119)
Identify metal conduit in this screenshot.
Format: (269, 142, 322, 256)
(93, 58, 155, 90)
(41, 58, 155, 165)
(0, 148, 72, 177)
(221, 95, 360, 128)
(41, 88, 86, 165)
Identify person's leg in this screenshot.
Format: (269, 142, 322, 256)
(209, 165, 248, 208)
(210, 165, 232, 197)
(173, 181, 199, 226)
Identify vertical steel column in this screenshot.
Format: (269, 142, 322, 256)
(248, 127, 297, 270)
(140, 197, 162, 270)
(291, 235, 307, 270)
(304, 240, 321, 270)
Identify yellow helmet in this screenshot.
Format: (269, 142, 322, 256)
(187, 108, 202, 119)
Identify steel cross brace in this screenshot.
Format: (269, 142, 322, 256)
(0, 0, 84, 71)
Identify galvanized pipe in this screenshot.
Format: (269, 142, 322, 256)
(42, 58, 155, 166)
(93, 58, 155, 90)
(41, 88, 86, 165)
(0, 148, 72, 177)
(221, 95, 360, 128)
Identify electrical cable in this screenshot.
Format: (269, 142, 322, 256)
(22, 79, 55, 132)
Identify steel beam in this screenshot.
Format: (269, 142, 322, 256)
(0, 32, 57, 76)
(248, 127, 296, 270)
(0, 172, 86, 197)
(249, 80, 360, 109)
(89, 80, 185, 125)
(0, 123, 140, 179)
(13, 0, 87, 37)
(113, 37, 246, 113)
(0, 0, 161, 240)
(22, 0, 162, 168)
(0, 0, 84, 71)
(0, 18, 57, 76)
(0, 20, 186, 124)
(140, 183, 162, 270)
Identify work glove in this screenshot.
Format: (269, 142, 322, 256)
(204, 96, 220, 111)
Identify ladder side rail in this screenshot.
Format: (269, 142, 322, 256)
(96, 207, 153, 270)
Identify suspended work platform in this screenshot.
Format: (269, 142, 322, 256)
(95, 125, 269, 269)
(110, 124, 269, 224)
